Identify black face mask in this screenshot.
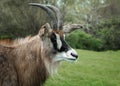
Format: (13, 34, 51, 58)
(50, 33, 58, 51)
(50, 32, 70, 52)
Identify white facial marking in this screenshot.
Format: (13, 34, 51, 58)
(66, 49, 78, 60)
(63, 34, 65, 40)
(54, 52, 67, 61)
(54, 48, 78, 62)
(55, 33, 62, 50)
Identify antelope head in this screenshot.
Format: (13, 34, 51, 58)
(29, 3, 78, 62)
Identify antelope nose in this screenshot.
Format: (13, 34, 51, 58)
(71, 53, 78, 59)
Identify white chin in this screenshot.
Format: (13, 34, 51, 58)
(65, 55, 77, 62)
(54, 52, 77, 62)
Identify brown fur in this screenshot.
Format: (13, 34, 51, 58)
(0, 39, 13, 45)
(0, 24, 60, 86)
(53, 30, 64, 38)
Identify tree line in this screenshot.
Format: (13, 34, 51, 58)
(0, 0, 120, 50)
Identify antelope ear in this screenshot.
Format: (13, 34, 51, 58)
(38, 23, 52, 37)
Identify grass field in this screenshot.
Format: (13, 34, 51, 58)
(45, 50, 120, 86)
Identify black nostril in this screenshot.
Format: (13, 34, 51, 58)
(71, 53, 78, 59)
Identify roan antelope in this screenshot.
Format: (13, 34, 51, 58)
(0, 3, 78, 86)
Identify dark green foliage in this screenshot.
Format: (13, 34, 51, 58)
(0, 0, 120, 51)
(66, 30, 104, 51)
(96, 17, 120, 50)
(0, 0, 52, 39)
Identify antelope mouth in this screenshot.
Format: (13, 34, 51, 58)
(66, 58, 77, 62)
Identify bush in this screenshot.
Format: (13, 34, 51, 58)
(0, 0, 52, 39)
(66, 30, 104, 51)
(96, 17, 120, 50)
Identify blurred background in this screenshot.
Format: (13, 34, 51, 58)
(0, 0, 120, 51)
(0, 1, 120, 86)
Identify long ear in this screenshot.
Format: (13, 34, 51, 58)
(38, 23, 52, 38)
(63, 24, 83, 34)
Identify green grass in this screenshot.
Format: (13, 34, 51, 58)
(45, 50, 120, 86)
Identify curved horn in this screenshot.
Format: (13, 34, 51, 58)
(29, 3, 57, 29)
(46, 5, 63, 30)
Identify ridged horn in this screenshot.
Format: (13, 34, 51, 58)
(29, 3, 57, 29)
(46, 5, 63, 30)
